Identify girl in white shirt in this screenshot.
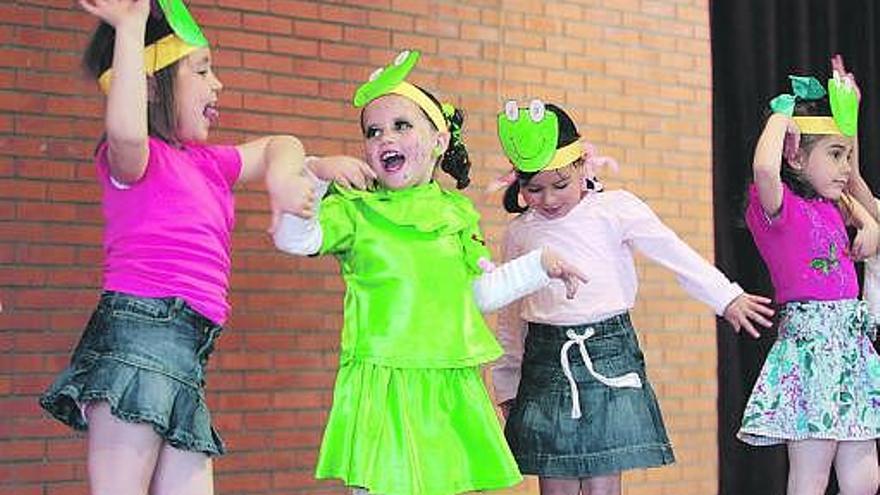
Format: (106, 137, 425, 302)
(491, 101, 774, 495)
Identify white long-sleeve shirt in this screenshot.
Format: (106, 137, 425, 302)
(492, 189, 743, 403)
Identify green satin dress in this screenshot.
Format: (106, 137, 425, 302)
(313, 182, 522, 495)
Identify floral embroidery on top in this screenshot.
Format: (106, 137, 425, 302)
(810, 242, 840, 275)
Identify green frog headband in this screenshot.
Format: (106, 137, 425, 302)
(98, 0, 209, 94)
(353, 49, 453, 132)
(769, 74, 859, 136)
(488, 100, 618, 192)
(497, 99, 581, 172)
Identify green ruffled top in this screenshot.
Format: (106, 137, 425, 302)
(318, 181, 501, 368)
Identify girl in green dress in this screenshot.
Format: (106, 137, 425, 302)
(273, 50, 586, 495)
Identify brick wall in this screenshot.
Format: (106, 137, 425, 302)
(1, 0, 715, 494)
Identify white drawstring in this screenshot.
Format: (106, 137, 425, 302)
(559, 327, 643, 419)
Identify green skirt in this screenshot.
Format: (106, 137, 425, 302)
(316, 360, 522, 495)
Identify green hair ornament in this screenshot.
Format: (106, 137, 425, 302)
(828, 73, 859, 136)
(769, 75, 827, 116)
(156, 0, 208, 47)
(769, 73, 859, 137)
(497, 99, 560, 173)
(353, 50, 420, 108)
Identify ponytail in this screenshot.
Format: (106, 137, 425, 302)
(439, 105, 471, 189)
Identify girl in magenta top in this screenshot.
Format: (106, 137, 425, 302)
(738, 63, 880, 495)
(38, 1, 323, 494)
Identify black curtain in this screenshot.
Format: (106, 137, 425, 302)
(711, 2, 880, 494)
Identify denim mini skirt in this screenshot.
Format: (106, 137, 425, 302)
(40, 291, 225, 455)
(504, 313, 674, 477)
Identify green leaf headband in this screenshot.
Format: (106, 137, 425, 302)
(497, 99, 580, 172)
(98, 0, 209, 94)
(769, 75, 858, 136)
(352, 50, 449, 132)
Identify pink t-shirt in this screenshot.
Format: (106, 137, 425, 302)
(745, 183, 857, 303)
(97, 137, 242, 324)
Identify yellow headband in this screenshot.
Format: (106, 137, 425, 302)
(98, 34, 199, 94)
(543, 141, 583, 171)
(792, 116, 843, 135)
(388, 81, 448, 131)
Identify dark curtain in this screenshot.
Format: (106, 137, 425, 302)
(711, 2, 880, 494)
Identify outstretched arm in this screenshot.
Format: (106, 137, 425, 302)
(236, 136, 316, 233)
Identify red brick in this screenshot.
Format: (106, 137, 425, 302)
(2, 3, 717, 495)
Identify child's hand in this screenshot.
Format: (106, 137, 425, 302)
(832, 54, 861, 101)
(722, 293, 774, 339)
(852, 219, 880, 260)
(781, 116, 801, 163)
(540, 248, 589, 299)
(498, 399, 515, 420)
(79, 0, 150, 28)
(309, 156, 376, 190)
(267, 173, 317, 234)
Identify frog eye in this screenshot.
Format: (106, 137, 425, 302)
(504, 100, 519, 122)
(528, 99, 545, 122)
(368, 67, 384, 82)
(394, 50, 411, 66)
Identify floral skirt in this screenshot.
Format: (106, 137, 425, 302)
(315, 360, 522, 495)
(738, 299, 880, 446)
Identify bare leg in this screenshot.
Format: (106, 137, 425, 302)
(833, 440, 879, 495)
(87, 402, 162, 495)
(539, 476, 581, 495)
(149, 443, 214, 495)
(787, 439, 837, 495)
(581, 473, 621, 495)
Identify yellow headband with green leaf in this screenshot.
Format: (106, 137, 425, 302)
(98, 0, 208, 94)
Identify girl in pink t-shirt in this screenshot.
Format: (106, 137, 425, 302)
(490, 101, 774, 495)
(739, 61, 880, 495)
(38, 1, 345, 494)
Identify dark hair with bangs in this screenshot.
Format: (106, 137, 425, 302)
(83, 16, 181, 146)
(780, 97, 834, 199)
(502, 103, 582, 213)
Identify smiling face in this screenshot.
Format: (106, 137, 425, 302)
(497, 100, 559, 173)
(520, 161, 586, 219)
(793, 134, 854, 200)
(173, 47, 222, 143)
(361, 94, 447, 190)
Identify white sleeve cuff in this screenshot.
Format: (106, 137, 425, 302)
(473, 248, 550, 313)
(272, 177, 330, 256)
(273, 213, 323, 255)
(715, 282, 745, 316)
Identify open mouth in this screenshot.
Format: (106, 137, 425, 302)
(203, 102, 219, 125)
(380, 150, 405, 173)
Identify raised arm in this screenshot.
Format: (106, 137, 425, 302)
(80, 0, 151, 183)
(752, 113, 791, 217)
(845, 137, 880, 223)
(847, 194, 880, 260)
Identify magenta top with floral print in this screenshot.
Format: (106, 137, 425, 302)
(746, 183, 857, 303)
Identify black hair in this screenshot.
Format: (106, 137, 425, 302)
(781, 96, 834, 199)
(417, 86, 471, 189)
(82, 16, 181, 145)
(503, 103, 581, 213)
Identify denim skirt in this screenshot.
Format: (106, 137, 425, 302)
(504, 313, 674, 477)
(40, 291, 225, 455)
